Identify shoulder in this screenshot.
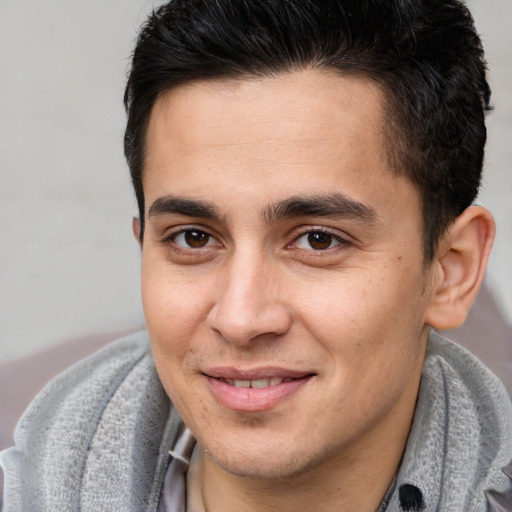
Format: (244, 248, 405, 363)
(0, 331, 181, 512)
(425, 331, 512, 457)
(392, 331, 512, 511)
(11, 330, 156, 453)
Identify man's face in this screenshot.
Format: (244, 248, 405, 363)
(141, 70, 437, 479)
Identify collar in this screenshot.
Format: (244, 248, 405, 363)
(383, 331, 512, 511)
(159, 425, 196, 512)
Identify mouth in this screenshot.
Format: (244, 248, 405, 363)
(204, 368, 316, 412)
(217, 376, 297, 388)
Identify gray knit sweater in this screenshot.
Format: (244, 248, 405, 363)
(1, 330, 511, 511)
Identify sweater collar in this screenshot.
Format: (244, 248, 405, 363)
(383, 331, 512, 511)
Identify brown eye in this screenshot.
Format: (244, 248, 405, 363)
(173, 229, 213, 248)
(307, 232, 333, 250)
(185, 230, 209, 247)
(294, 231, 343, 251)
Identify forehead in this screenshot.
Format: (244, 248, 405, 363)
(143, 69, 419, 226)
(146, 69, 386, 168)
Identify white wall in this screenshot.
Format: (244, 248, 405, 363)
(0, 1, 165, 359)
(0, 0, 510, 360)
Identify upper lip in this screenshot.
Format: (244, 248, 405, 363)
(204, 366, 315, 380)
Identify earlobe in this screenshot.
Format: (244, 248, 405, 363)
(425, 206, 495, 330)
(132, 217, 142, 246)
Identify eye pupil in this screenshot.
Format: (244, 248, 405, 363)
(308, 232, 332, 250)
(185, 230, 209, 248)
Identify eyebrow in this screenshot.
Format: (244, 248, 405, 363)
(148, 196, 220, 220)
(147, 193, 378, 225)
(263, 194, 379, 224)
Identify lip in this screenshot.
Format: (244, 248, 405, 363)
(205, 366, 312, 380)
(204, 366, 315, 412)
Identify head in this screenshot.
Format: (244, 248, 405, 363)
(123, 0, 495, 493)
(125, 0, 491, 261)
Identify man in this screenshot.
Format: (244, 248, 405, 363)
(1, 0, 511, 510)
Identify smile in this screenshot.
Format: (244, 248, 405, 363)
(219, 377, 296, 388)
(205, 369, 315, 412)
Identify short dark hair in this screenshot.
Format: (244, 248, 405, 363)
(124, 0, 490, 260)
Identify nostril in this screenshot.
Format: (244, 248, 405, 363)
(206, 298, 292, 345)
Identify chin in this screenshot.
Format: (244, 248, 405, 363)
(211, 452, 305, 480)
(200, 432, 328, 481)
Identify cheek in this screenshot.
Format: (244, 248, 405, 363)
(295, 264, 427, 367)
(295, 271, 402, 335)
(141, 258, 209, 361)
(141, 268, 205, 412)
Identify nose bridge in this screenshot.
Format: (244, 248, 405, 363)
(207, 246, 291, 344)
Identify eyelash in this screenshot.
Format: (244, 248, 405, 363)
(289, 227, 350, 252)
(162, 226, 221, 252)
(162, 226, 350, 254)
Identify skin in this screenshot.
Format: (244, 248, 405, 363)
(138, 69, 482, 511)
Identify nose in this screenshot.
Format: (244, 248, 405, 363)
(206, 253, 293, 346)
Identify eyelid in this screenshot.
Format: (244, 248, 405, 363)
(287, 226, 352, 251)
(174, 231, 217, 248)
(161, 225, 222, 249)
(160, 224, 352, 253)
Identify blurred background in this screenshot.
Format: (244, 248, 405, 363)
(0, 0, 510, 361)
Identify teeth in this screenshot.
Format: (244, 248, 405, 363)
(229, 377, 286, 388)
(251, 378, 269, 389)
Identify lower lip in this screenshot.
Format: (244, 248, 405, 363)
(206, 376, 313, 412)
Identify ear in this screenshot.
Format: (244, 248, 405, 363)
(132, 217, 142, 246)
(425, 206, 495, 330)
